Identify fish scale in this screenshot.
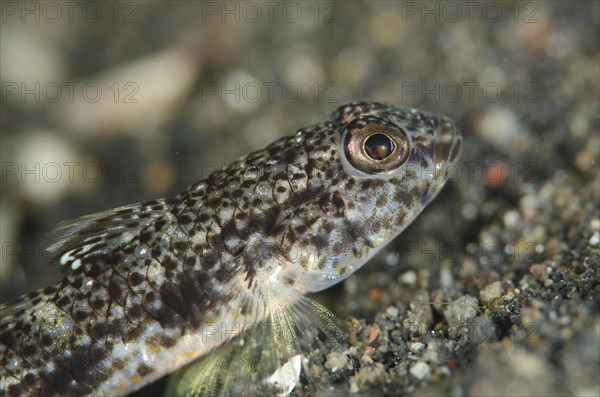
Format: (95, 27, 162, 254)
(0, 101, 462, 396)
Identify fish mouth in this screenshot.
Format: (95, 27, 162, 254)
(424, 115, 463, 199)
(434, 115, 463, 166)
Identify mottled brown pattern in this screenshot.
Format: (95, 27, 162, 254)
(0, 102, 462, 396)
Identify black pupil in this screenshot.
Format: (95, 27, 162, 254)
(364, 133, 395, 160)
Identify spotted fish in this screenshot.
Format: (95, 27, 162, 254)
(0, 102, 462, 396)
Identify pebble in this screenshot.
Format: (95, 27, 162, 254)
(1, 25, 66, 88)
(400, 270, 417, 285)
(360, 353, 374, 366)
(409, 342, 426, 354)
(444, 295, 479, 325)
(350, 363, 387, 390)
(10, 131, 81, 205)
(62, 46, 199, 135)
(385, 252, 400, 267)
(503, 210, 520, 228)
(588, 231, 599, 247)
(385, 306, 399, 320)
(477, 107, 523, 153)
(409, 361, 431, 380)
(404, 291, 433, 333)
(324, 352, 349, 372)
(529, 264, 548, 282)
(479, 281, 503, 303)
(440, 266, 454, 288)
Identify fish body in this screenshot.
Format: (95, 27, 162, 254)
(0, 102, 462, 396)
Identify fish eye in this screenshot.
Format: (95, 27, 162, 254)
(363, 133, 395, 160)
(342, 116, 410, 174)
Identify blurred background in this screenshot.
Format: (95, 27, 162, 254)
(1, 1, 598, 396)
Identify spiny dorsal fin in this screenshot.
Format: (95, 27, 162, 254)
(45, 198, 176, 271)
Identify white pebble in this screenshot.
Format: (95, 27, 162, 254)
(401, 271, 417, 285)
(385, 306, 399, 319)
(478, 107, 522, 152)
(265, 354, 302, 396)
(440, 267, 454, 288)
(385, 252, 400, 266)
(409, 361, 431, 380)
(589, 231, 599, 247)
(409, 342, 425, 353)
(503, 210, 520, 228)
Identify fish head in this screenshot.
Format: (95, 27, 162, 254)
(237, 102, 462, 293)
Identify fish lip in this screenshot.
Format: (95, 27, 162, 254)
(429, 115, 463, 176)
(439, 115, 463, 166)
(448, 125, 463, 165)
(424, 116, 463, 199)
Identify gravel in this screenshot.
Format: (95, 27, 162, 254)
(1, 1, 598, 396)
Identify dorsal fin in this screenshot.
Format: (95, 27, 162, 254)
(45, 198, 176, 271)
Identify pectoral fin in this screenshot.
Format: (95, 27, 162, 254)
(167, 288, 347, 396)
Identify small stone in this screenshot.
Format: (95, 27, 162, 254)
(401, 270, 417, 285)
(444, 295, 479, 325)
(509, 351, 548, 379)
(351, 362, 387, 390)
(62, 47, 198, 135)
(385, 306, 399, 320)
(440, 267, 454, 288)
(265, 354, 302, 396)
(477, 107, 523, 153)
(385, 252, 399, 266)
(588, 231, 599, 247)
(404, 291, 433, 333)
(409, 361, 431, 380)
(428, 340, 455, 366)
(529, 264, 548, 282)
(409, 342, 426, 353)
(503, 210, 520, 228)
(575, 147, 596, 172)
(360, 353, 374, 366)
(368, 325, 380, 342)
(12, 131, 81, 205)
(462, 202, 479, 220)
(480, 281, 503, 303)
(324, 352, 349, 372)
